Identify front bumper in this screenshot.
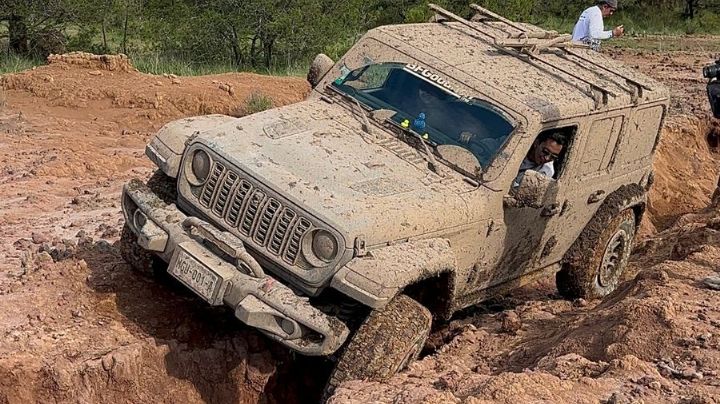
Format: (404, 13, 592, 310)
(121, 178, 349, 356)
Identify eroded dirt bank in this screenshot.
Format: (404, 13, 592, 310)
(0, 47, 719, 403)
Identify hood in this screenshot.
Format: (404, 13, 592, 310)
(194, 99, 476, 246)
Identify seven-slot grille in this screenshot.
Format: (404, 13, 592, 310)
(197, 161, 314, 265)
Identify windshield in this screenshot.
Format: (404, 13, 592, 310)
(331, 62, 515, 168)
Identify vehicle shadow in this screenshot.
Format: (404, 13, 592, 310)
(80, 238, 330, 403)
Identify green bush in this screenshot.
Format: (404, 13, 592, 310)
(243, 92, 273, 115)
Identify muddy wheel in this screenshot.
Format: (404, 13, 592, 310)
(323, 295, 431, 400)
(119, 170, 175, 276)
(556, 209, 636, 299)
(145, 170, 177, 203)
(119, 224, 162, 275)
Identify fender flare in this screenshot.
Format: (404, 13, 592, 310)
(563, 183, 646, 270)
(146, 114, 237, 177)
(330, 238, 457, 309)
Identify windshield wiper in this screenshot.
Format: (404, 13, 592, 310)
(327, 84, 445, 177)
(406, 129, 445, 178)
(326, 84, 374, 137)
(385, 119, 445, 177)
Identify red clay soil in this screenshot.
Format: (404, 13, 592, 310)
(0, 48, 719, 403)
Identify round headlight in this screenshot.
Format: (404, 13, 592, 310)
(312, 230, 338, 262)
(190, 149, 211, 185)
(301, 229, 339, 267)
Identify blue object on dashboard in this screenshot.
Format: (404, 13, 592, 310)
(412, 112, 426, 132)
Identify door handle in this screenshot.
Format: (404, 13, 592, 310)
(541, 203, 560, 217)
(588, 190, 606, 204)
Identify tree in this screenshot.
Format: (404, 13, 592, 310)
(0, 0, 74, 56)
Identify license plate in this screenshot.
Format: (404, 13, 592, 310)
(170, 250, 220, 302)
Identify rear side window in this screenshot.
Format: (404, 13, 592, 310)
(577, 116, 623, 177)
(613, 106, 664, 165)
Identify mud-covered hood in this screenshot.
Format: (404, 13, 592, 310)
(194, 99, 475, 246)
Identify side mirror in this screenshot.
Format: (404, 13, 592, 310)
(511, 169, 554, 209)
(307, 53, 334, 88)
(707, 81, 720, 119)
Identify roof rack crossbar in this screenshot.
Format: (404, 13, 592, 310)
(469, 3, 652, 98)
(428, 3, 614, 105)
(468, 3, 527, 33)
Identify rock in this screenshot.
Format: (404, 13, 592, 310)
(681, 367, 703, 380)
(95, 240, 112, 253)
(606, 392, 627, 404)
(36, 251, 53, 264)
(31, 232, 51, 244)
(13, 238, 33, 250)
(101, 353, 115, 371)
(574, 298, 588, 307)
(703, 275, 720, 290)
(499, 311, 522, 334)
(88, 70, 102, 76)
(171, 78, 181, 85)
(219, 83, 230, 92)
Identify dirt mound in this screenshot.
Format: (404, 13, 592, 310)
(331, 218, 720, 403)
(1, 52, 308, 119)
(47, 51, 136, 72)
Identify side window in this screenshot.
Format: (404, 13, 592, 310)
(613, 106, 664, 165)
(577, 116, 623, 177)
(510, 126, 575, 190)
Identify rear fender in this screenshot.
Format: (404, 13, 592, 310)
(330, 238, 457, 309)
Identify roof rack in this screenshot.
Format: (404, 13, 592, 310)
(428, 3, 652, 107)
(468, 4, 652, 102)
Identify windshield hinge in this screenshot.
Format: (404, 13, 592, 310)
(354, 235, 368, 257)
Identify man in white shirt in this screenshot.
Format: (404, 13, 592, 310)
(572, 0, 625, 51)
(513, 131, 567, 188)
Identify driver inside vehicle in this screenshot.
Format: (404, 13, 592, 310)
(513, 131, 567, 188)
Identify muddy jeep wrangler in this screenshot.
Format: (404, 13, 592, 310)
(120, 4, 668, 394)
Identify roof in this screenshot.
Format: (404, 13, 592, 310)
(372, 19, 669, 122)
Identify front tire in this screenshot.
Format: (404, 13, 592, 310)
(119, 224, 164, 275)
(556, 209, 636, 299)
(323, 295, 432, 400)
(119, 170, 176, 276)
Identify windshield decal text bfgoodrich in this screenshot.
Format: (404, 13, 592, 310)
(404, 63, 464, 97)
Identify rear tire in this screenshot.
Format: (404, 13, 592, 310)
(323, 295, 431, 401)
(556, 209, 636, 299)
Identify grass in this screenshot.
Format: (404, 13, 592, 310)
(132, 53, 237, 76)
(131, 52, 308, 77)
(0, 53, 45, 74)
(243, 92, 273, 114)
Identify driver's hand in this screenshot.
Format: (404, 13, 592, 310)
(459, 131, 475, 144)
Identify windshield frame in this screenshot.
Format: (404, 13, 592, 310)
(328, 61, 517, 178)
